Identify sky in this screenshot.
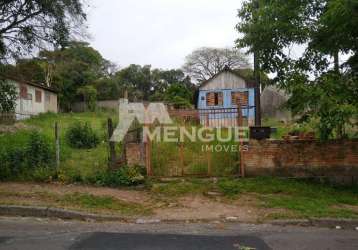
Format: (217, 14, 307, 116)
(87, 0, 245, 70)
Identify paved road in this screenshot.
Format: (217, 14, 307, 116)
(0, 217, 357, 250)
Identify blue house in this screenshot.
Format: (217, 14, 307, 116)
(197, 66, 256, 127)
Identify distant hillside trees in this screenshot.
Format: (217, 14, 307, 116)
(2, 42, 196, 110)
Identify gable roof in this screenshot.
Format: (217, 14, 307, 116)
(198, 66, 257, 89)
(0, 74, 58, 93)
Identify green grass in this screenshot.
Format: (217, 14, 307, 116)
(217, 177, 358, 218)
(0, 190, 151, 216)
(59, 192, 151, 216)
(150, 178, 214, 197)
(151, 126, 240, 177)
(0, 110, 117, 182)
(262, 117, 318, 139)
(150, 177, 358, 219)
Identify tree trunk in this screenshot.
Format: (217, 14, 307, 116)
(334, 51, 339, 74)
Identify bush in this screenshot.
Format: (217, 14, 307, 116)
(26, 132, 54, 167)
(95, 165, 145, 187)
(0, 131, 55, 180)
(66, 122, 100, 149)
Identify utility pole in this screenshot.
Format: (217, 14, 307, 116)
(253, 0, 262, 126)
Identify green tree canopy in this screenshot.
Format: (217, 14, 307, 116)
(236, 0, 358, 139)
(0, 0, 86, 61)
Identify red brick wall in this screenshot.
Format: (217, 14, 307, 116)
(242, 140, 358, 177)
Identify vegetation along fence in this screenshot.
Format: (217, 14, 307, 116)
(109, 107, 249, 177)
(149, 108, 247, 177)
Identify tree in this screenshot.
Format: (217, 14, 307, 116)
(77, 85, 97, 112)
(115, 64, 153, 101)
(115, 65, 196, 103)
(182, 47, 250, 82)
(40, 41, 109, 110)
(2, 41, 111, 111)
(0, 80, 17, 113)
(236, 0, 358, 139)
(0, 0, 86, 61)
(94, 78, 121, 101)
(163, 83, 193, 109)
(0, 58, 47, 83)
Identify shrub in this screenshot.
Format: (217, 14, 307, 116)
(0, 131, 54, 180)
(95, 165, 145, 187)
(31, 167, 57, 182)
(26, 132, 54, 167)
(66, 122, 100, 149)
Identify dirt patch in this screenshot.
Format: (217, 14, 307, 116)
(0, 123, 34, 133)
(331, 204, 358, 213)
(0, 182, 289, 222)
(151, 194, 263, 222)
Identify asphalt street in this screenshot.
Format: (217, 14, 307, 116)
(0, 217, 357, 250)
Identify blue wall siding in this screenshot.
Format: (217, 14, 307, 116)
(197, 88, 255, 118)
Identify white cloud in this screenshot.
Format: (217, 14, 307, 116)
(87, 0, 244, 69)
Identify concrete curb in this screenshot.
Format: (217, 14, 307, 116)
(0, 205, 127, 222)
(268, 218, 358, 229)
(1, 205, 358, 229)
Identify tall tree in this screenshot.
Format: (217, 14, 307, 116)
(236, 0, 358, 139)
(0, 0, 86, 61)
(182, 47, 250, 82)
(42, 41, 109, 110)
(3, 41, 110, 111)
(114, 65, 196, 102)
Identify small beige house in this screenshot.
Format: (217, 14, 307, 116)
(3, 77, 58, 119)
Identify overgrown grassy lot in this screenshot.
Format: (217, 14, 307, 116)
(0, 110, 118, 183)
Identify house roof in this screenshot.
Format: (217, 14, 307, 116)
(0, 74, 58, 93)
(198, 65, 257, 89)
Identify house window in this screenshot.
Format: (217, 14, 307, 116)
(231, 91, 248, 106)
(206, 92, 223, 106)
(20, 85, 28, 99)
(35, 90, 42, 103)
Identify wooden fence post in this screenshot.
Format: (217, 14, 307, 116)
(179, 142, 184, 176)
(144, 124, 152, 176)
(55, 122, 60, 171)
(237, 106, 245, 177)
(207, 146, 212, 177)
(108, 118, 117, 169)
